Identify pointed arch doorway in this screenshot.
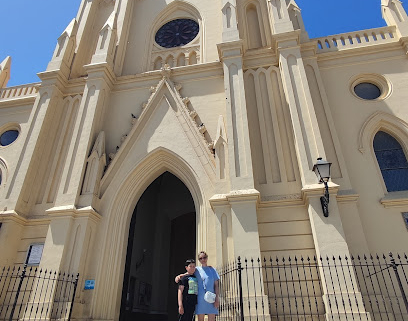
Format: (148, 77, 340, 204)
(119, 171, 196, 321)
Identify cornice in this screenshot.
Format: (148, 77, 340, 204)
(84, 62, 116, 90)
(114, 62, 223, 92)
(301, 182, 340, 201)
(0, 96, 37, 108)
(316, 41, 403, 64)
(217, 40, 244, 61)
(37, 70, 69, 93)
(46, 205, 102, 222)
(209, 189, 260, 209)
(336, 190, 360, 203)
(243, 47, 278, 70)
(0, 210, 50, 226)
(381, 191, 408, 208)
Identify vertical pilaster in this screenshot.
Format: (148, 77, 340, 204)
(0, 216, 24, 266)
(278, 40, 325, 186)
(274, 20, 370, 318)
(218, 41, 255, 191)
(228, 193, 261, 259)
(210, 198, 232, 265)
(303, 187, 370, 320)
(54, 69, 112, 207)
(6, 83, 64, 215)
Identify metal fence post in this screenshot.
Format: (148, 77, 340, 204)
(237, 257, 244, 321)
(67, 273, 79, 321)
(9, 264, 27, 321)
(389, 253, 408, 314)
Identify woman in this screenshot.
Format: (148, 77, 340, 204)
(176, 251, 220, 321)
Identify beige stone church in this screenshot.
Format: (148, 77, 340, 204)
(1, 0, 408, 320)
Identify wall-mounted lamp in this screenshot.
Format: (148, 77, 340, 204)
(312, 157, 332, 217)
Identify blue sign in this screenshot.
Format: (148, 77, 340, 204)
(84, 279, 95, 290)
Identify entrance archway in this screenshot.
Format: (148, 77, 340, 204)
(119, 172, 196, 321)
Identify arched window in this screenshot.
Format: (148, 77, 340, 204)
(374, 131, 408, 192)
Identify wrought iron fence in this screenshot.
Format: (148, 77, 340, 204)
(218, 253, 408, 321)
(0, 265, 78, 321)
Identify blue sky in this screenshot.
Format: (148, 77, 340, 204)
(1, 0, 407, 87)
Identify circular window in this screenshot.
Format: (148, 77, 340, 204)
(350, 74, 391, 101)
(0, 130, 19, 146)
(354, 83, 381, 100)
(155, 19, 199, 48)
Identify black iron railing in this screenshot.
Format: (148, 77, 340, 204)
(0, 265, 78, 321)
(218, 253, 408, 321)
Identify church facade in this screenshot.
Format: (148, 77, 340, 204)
(1, 0, 408, 320)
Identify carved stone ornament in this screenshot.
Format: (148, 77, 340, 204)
(182, 97, 190, 105)
(131, 113, 138, 125)
(189, 110, 197, 118)
(198, 124, 207, 134)
(175, 83, 182, 92)
(160, 64, 172, 79)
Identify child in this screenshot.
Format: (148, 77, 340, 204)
(178, 259, 198, 321)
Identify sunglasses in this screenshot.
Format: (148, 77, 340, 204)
(198, 256, 208, 260)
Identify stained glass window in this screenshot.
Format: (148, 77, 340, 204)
(155, 19, 199, 48)
(0, 130, 19, 146)
(374, 131, 408, 192)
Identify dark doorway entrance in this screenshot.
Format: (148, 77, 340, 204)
(120, 172, 196, 321)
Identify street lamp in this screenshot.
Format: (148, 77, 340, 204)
(312, 157, 332, 217)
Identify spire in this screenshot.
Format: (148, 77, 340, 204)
(221, 0, 240, 42)
(268, 0, 294, 34)
(0, 56, 11, 88)
(91, 10, 118, 66)
(287, 0, 309, 41)
(46, 19, 78, 77)
(382, 0, 408, 37)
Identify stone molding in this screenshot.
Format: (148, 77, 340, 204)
(381, 191, 408, 208)
(358, 111, 408, 154)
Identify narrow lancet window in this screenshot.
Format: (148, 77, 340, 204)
(374, 131, 408, 192)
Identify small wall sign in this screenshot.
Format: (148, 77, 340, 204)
(84, 279, 95, 290)
(26, 244, 44, 266)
